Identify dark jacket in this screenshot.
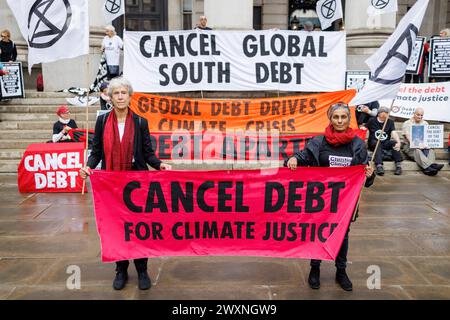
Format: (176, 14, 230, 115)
(0, 40, 17, 62)
(284, 135, 375, 188)
(87, 111, 162, 171)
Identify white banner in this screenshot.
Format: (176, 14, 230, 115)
(316, 0, 343, 30)
(7, 0, 89, 73)
(379, 82, 450, 122)
(103, 0, 125, 23)
(124, 30, 346, 93)
(367, 0, 398, 16)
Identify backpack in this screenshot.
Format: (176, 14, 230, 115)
(36, 73, 44, 91)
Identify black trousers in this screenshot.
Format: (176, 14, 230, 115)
(369, 140, 402, 165)
(311, 229, 349, 269)
(116, 258, 148, 273)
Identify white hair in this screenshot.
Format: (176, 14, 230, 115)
(107, 77, 134, 98)
(105, 25, 116, 33)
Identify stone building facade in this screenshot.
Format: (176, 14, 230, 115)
(0, 0, 449, 91)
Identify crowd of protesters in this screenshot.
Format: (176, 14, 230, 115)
(1, 15, 448, 293)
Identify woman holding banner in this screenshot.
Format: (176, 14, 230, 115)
(79, 77, 172, 291)
(285, 103, 375, 291)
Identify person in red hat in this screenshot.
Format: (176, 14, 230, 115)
(52, 105, 78, 142)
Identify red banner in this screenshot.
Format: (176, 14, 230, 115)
(90, 167, 365, 262)
(150, 129, 367, 161)
(18, 142, 86, 193)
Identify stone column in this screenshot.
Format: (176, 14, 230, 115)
(204, 0, 253, 29)
(345, 0, 397, 70)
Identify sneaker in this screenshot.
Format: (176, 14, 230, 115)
(336, 268, 353, 291)
(394, 166, 402, 175)
(137, 271, 152, 290)
(112, 271, 128, 290)
(308, 266, 320, 289)
(376, 165, 384, 176)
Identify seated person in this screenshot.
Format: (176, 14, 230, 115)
(367, 106, 403, 176)
(99, 82, 111, 110)
(401, 107, 444, 176)
(52, 105, 78, 143)
(355, 101, 379, 129)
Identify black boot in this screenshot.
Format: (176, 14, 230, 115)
(137, 271, 152, 290)
(336, 268, 352, 291)
(430, 163, 444, 171)
(423, 166, 438, 176)
(376, 165, 384, 176)
(308, 266, 320, 289)
(113, 271, 128, 290)
(394, 163, 402, 175)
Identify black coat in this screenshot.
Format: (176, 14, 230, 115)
(284, 135, 375, 188)
(87, 111, 162, 171)
(0, 40, 17, 62)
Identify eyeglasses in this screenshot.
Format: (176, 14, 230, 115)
(1, 35, 8, 38)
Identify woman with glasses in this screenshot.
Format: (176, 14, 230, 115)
(285, 103, 375, 292)
(0, 30, 17, 62)
(52, 105, 78, 143)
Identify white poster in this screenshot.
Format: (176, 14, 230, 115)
(0, 62, 25, 98)
(410, 125, 444, 148)
(124, 30, 346, 93)
(379, 82, 450, 122)
(428, 37, 450, 78)
(345, 71, 371, 93)
(6, 0, 89, 73)
(406, 36, 425, 75)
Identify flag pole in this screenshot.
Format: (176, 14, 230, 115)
(351, 98, 396, 221)
(81, 55, 90, 195)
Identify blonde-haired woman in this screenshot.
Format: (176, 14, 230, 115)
(101, 25, 123, 79)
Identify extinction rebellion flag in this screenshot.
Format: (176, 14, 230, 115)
(6, 0, 89, 73)
(350, 0, 429, 105)
(103, 0, 125, 24)
(89, 167, 366, 262)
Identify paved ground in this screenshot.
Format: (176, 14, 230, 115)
(0, 171, 449, 300)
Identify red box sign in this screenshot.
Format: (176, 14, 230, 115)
(18, 142, 86, 193)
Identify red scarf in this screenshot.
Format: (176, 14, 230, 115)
(103, 109, 135, 171)
(324, 124, 356, 146)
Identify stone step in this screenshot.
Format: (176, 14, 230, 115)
(0, 113, 100, 122)
(24, 90, 85, 98)
(0, 121, 97, 130)
(0, 130, 53, 140)
(1, 140, 51, 149)
(0, 149, 24, 160)
(1, 158, 449, 173)
(0, 160, 19, 173)
(0, 105, 101, 113)
(1, 97, 88, 105)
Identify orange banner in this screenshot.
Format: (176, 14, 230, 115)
(130, 90, 357, 133)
